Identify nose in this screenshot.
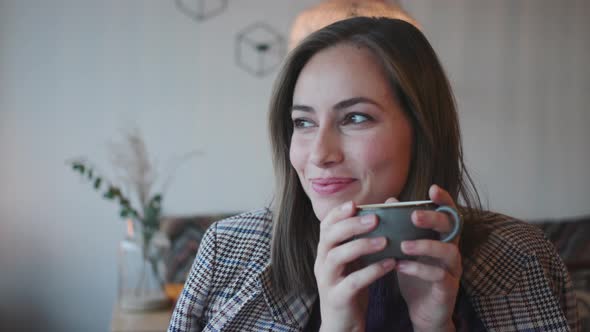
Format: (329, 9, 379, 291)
(309, 126, 343, 167)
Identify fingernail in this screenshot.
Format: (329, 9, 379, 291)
(401, 241, 414, 252)
(370, 237, 385, 247)
(430, 184, 439, 196)
(414, 211, 423, 220)
(341, 201, 353, 212)
(382, 259, 395, 269)
(397, 261, 410, 272)
(360, 214, 374, 224)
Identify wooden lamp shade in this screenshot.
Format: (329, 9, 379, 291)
(289, 0, 419, 50)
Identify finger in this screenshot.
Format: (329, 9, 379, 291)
(321, 214, 378, 249)
(429, 184, 456, 209)
(400, 240, 462, 278)
(314, 236, 387, 284)
(396, 259, 456, 283)
(317, 201, 358, 259)
(324, 236, 387, 273)
(411, 210, 453, 234)
(384, 197, 399, 204)
(336, 259, 396, 298)
(320, 201, 357, 228)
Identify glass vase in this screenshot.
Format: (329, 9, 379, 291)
(118, 220, 171, 311)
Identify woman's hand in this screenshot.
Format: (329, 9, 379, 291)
(392, 185, 462, 332)
(315, 201, 396, 332)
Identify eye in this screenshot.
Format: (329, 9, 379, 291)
(342, 113, 372, 125)
(292, 118, 315, 129)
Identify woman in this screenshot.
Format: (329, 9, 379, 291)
(169, 17, 578, 331)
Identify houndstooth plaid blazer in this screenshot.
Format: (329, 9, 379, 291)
(168, 208, 579, 331)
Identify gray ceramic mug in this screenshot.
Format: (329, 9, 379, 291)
(354, 200, 462, 264)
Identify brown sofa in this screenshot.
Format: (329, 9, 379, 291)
(535, 216, 590, 330)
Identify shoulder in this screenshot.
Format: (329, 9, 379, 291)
(203, 208, 274, 273)
(216, 207, 273, 229)
(169, 209, 275, 331)
(210, 207, 273, 243)
(478, 211, 548, 254)
(463, 212, 579, 330)
(463, 211, 568, 294)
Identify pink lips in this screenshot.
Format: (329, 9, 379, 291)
(311, 177, 356, 195)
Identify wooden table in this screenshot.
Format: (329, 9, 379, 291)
(111, 304, 173, 332)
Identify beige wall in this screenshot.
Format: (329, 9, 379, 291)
(405, 0, 590, 219)
(1, 0, 588, 330)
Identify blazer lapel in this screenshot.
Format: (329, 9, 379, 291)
(258, 263, 318, 329)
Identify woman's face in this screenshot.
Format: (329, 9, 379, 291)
(290, 43, 413, 221)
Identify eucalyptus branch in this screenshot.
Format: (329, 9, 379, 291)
(68, 129, 199, 226)
(69, 130, 200, 295)
(69, 159, 141, 220)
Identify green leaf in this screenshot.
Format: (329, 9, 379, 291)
(120, 209, 129, 218)
(152, 194, 162, 203)
(104, 190, 115, 200)
(72, 163, 85, 174)
(110, 187, 121, 197)
(149, 194, 163, 210)
(142, 205, 160, 228)
(104, 186, 121, 199)
(93, 178, 102, 189)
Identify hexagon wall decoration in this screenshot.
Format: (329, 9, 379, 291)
(175, 0, 228, 22)
(235, 22, 286, 77)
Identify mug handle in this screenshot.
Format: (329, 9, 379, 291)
(435, 206, 463, 242)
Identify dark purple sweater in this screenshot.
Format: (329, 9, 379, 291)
(305, 272, 486, 331)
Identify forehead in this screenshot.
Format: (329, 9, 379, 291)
(292, 43, 393, 107)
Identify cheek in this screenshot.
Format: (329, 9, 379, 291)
(289, 140, 306, 174)
(356, 135, 389, 164)
(358, 134, 411, 180)
(360, 142, 391, 170)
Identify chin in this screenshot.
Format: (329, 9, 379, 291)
(311, 201, 343, 222)
(311, 207, 326, 222)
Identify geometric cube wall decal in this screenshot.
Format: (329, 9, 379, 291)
(175, 0, 227, 22)
(235, 22, 286, 77)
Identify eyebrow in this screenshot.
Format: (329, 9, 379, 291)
(291, 97, 382, 113)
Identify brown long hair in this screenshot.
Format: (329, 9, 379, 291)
(268, 17, 482, 295)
